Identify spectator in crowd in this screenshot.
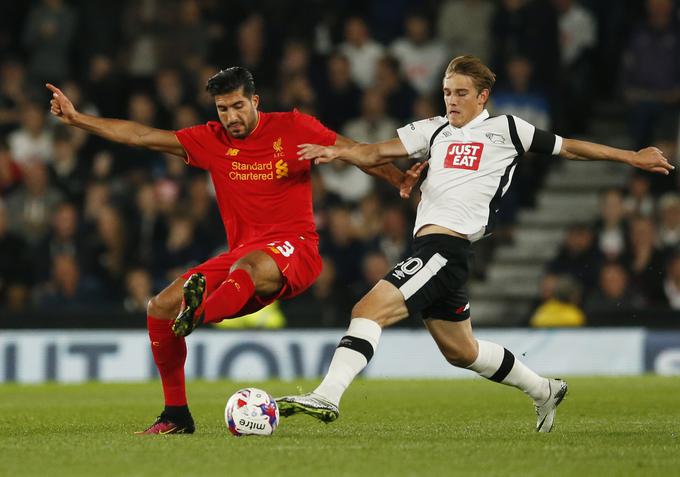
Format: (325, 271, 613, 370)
(167, 0, 211, 71)
(437, 0, 495, 63)
(126, 182, 167, 271)
(118, 93, 163, 171)
(624, 215, 669, 306)
(154, 69, 188, 129)
(232, 15, 276, 99)
(352, 193, 384, 243)
(373, 56, 418, 123)
(123, 267, 154, 314)
(33, 201, 82, 283)
(121, 0, 167, 78)
(82, 180, 112, 229)
(34, 253, 101, 310)
(663, 253, 680, 309)
(0, 59, 28, 135)
(375, 205, 410, 266)
(185, 175, 224, 256)
(84, 54, 123, 117)
(491, 0, 561, 95)
(7, 102, 53, 165)
(0, 139, 22, 195)
(656, 192, 680, 248)
(48, 126, 88, 203)
(593, 188, 629, 260)
(350, 250, 392, 303)
(584, 261, 644, 314)
(339, 16, 385, 89)
(623, 173, 655, 217)
(553, 0, 597, 134)
(492, 56, 550, 131)
(5, 160, 63, 246)
(622, 0, 680, 150)
(390, 13, 448, 95)
(342, 90, 399, 144)
(530, 275, 585, 327)
(279, 40, 313, 86)
(410, 94, 440, 122)
(317, 53, 362, 131)
(154, 213, 204, 282)
(318, 161, 374, 206)
(172, 104, 201, 131)
(21, 0, 77, 83)
(320, 205, 368, 287)
(276, 74, 316, 113)
(546, 223, 602, 291)
(82, 205, 130, 299)
(0, 198, 32, 309)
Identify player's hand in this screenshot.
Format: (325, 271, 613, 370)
(400, 161, 428, 199)
(631, 147, 674, 175)
(297, 143, 340, 165)
(46, 83, 78, 124)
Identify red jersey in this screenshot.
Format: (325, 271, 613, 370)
(175, 110, 336, 249)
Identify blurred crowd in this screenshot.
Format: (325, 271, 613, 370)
(0, 0, 678, 326)
(532, 177, 680, 326)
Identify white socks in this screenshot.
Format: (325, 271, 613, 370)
(314, 325, 548, 406)
(467, 339, 549, 403)
(314, 318, 382, 406)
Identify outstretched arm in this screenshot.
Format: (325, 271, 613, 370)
(559, 138, 674, 175)
(47, 83, 186, 158)
(299, 137, 409, 168)
(332, 135, 426, 199)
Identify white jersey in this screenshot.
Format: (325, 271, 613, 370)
(397, 109, 562, 241)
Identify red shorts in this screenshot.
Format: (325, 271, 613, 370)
(182, 235, 321, 315)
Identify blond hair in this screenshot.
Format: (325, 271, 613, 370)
(445, 55, 496, 94)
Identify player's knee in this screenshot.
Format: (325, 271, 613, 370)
(442, 342, 477, 368)
(147, 292, 180, 320)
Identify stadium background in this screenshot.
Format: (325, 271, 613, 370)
(0, 0, 680, 384)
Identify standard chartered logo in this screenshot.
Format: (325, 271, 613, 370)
(228, 160, 289, 181)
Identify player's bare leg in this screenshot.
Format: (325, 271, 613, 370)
(425, 318, 567, 432)
(277, 280, 408, 422)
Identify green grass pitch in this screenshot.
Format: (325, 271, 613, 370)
(1, 376, 679, 477)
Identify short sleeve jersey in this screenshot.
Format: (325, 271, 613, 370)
(397, 109, 562, 241)
(176, 110, 336, 248)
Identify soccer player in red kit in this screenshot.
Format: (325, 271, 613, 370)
(46, 67, 424, 434)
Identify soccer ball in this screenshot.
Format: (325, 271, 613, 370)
(225, 387, 279, 436)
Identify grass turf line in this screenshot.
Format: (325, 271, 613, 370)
(1, 376, 679, 477)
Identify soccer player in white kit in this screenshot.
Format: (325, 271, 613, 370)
(278, 56, 673, 432)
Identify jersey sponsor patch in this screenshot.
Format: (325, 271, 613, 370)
(444, 142, 484, 171)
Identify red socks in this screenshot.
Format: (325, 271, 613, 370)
(203, 268, 256, 323)
(147, 316, 187, 406)
(147, 269, 256, 407)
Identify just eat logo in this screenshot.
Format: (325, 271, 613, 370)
(444, 142, 484, 170)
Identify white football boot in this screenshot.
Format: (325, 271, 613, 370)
(535, 378, 568, 433)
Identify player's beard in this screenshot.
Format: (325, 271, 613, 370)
(227, 122, 248, 138)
